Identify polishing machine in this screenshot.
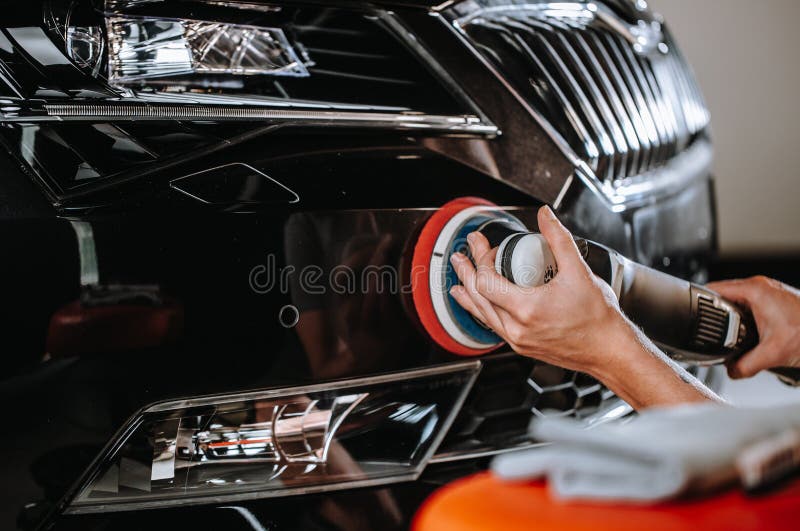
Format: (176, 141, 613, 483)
(410, 198, 799, 384)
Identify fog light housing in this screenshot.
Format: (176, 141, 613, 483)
(66, 362, 479, 513)
(107, 15, 310, 83)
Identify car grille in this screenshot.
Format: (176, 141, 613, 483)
(432, 353, 717, 462)
(432, 354, 629, 461)
(446, 1, 710, 192)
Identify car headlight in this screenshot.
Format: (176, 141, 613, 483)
(65, 362, 479, 513)
(105, 15, 310, 82)
(0, 0, 494, 204)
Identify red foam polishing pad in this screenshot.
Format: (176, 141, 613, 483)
(410, 197, 498, 356)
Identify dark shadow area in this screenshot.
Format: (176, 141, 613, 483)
(710, 254, 800, 289)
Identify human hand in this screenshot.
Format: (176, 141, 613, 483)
(707, 276, 800, 379)
(448, 205, 719, 409)
(448, 205, 633, 376)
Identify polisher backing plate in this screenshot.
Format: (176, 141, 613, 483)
(410, 197, 524, 356)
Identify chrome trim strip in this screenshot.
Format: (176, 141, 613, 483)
(147, 360, 481, 412)
(116, 90, 410, 111)
(10, 104, 498, 134)
(552, 172, 573, 210)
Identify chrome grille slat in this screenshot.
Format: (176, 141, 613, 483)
(522, 18, 621, 182)
(633, 48, 681, 161)
(549, 26, 631, 180)
(653, 55, 689, 152)
(585, 30, 653, 175)
(670, 50, 700, 133)
(571, 31, 642, 178)
(450, 1, 710, 198)
(611, 35, 672, 165)
(502, 18, 617, 179)
(502, 23, 602, 166)
(470, 19, 602, 167)
(602, 34, 662, 169)
(672, 49, 706, 135)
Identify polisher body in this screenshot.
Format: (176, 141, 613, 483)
(494, 232, 758, 362)
(411, 198, 800, 384)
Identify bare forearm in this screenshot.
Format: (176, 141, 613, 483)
(448, 210, 725, 411)
(588, 321, 722, 410)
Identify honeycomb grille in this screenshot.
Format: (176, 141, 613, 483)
(433, 353, 717, 462)
(432, 354, 629, 461)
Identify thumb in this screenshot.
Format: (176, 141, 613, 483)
(537, 205, 587, 275)
(727, 340, 782, 379)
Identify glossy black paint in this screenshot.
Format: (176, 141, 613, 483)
(47, 464, 473, 531)
(0, 1, 718, 530)
(0, 150, 715, 531)
(0, 0, 575, 207)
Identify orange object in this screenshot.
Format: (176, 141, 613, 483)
(413, 472, 800, 531)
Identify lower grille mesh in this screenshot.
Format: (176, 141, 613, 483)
(433, 353, 718, 462)
(433, 354, 631, 461)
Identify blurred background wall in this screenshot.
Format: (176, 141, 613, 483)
(653, 1, 800, 404)
(654, 0, 800, 257)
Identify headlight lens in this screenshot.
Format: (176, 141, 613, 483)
(66, 362, 479, 513)
(106, 15, 310, 83)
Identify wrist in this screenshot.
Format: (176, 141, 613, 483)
(582, 314, 640, 379)
(585, 318, 715, 409)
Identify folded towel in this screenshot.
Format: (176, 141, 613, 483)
(492, 402, 800, 502)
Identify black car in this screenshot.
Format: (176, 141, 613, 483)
(1, 1, 720, 529)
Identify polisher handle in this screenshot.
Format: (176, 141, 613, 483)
(493, 232, 800, 386)
(717, 306, 800, 385)
(617, 261, 800, 386)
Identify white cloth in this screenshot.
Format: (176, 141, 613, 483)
(491, 402, 800, 502)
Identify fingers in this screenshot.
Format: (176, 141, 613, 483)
(449, 252, 507, 334)
(449, 285, 489, 326)
(463, 232, 530, 312)
(536, 205, 589, 276)
(466, 231, 495, 269)
(726, 339, 799, 379)
(705, 279, 757, 308)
